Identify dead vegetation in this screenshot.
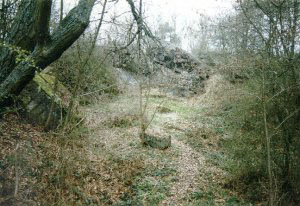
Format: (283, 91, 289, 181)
(0, 73, 264, 206)
(103, 114, 140, 128)
(156, 106, 172, 114)
(0, 112, 144, 205)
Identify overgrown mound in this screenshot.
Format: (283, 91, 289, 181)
(20, 71, 71, 129)
(148, 47, 202, 72)
(148, 46, 211, 97)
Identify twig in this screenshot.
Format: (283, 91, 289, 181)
(14, 143, 20, 197)
(78, 84, 117, 97)
(267, 85, 298, 103)
(274, 107, 300, 132)
(145, 98, 166, 130)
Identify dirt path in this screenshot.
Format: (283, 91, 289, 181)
(84, 88, 228, 205)
(154, 98, 220, 206)
(161, 138, 204, 206)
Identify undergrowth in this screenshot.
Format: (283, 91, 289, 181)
(0, 112, 146, 205)
(204, 73, 299, 205)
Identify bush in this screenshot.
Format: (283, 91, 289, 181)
(220, 57, 300, 205)
(51, 38, 119, 101)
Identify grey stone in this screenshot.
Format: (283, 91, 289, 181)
(143, 134, 171, 150)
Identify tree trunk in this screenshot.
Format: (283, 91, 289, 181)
(0, 0, 96, 106)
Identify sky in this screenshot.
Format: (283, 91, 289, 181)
(147, 0, 234, 18)
(63, 0, 235, 28)
(144, 0, 235, 50)
(63, 0, 235, 50)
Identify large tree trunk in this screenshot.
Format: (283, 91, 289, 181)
(0, 0, 96, 106)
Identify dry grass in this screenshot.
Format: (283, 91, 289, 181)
(1, 74, 250, 205)
(156, 106, 172, 114)
(103, 113, 139, 128)
(0, 112, 146, 205)
(196, 74, 235, 109)
(185, 126, 221, 151)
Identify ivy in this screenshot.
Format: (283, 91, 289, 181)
(0, 41, 40, 72)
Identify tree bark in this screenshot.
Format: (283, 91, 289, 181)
(0, 0, 96, 106)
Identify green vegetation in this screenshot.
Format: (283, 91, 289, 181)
(1, 0, 300, 206)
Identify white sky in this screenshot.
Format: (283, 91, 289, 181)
(145, 0, 235, 49)
(147, 0, 234, 18)
(64, 0, 234, 27)
(63, 0, 235, 50)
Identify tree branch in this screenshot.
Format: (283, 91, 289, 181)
(38, 0, 97, 67)
(238, 0, 267, 45)
(126, 0, 156, 40)
(0, 0, 97, 105)
(35, 0, 52, 46)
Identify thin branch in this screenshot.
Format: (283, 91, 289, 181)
(274, 107, 300, 131)
(270, 107, 300, 139)
(253, 0, 271, 17)
(81, 0, 108, 69)
(78, 84, 117, 97)
(145, 98, 165, 130)
(238, 0, 267, 46)
(14, 143, 20, 197)
(267, 85, 298, 103)
(126, 0, 156, 40)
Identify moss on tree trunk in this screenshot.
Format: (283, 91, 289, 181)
(0, 0, 96, 107)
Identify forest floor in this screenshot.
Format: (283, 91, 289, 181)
(0, 74, 246, 206)
(82, 74, 244, 206)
